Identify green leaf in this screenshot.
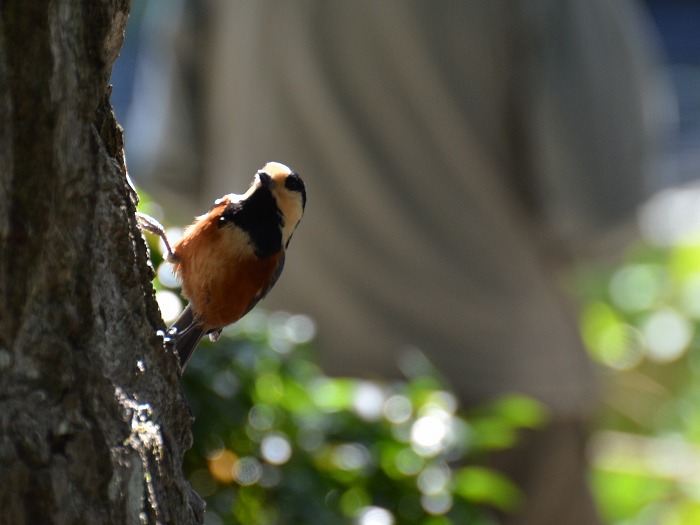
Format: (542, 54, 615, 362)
(468, 418, 518, 450)
(255, 372, 285, 404)
(589, 468, 671, 524)
(453, 466, 522, 511)
(310, 378, 354, 412)
(340, 486, 371, 517)
(487, 394, 548, 429)
(670, 240, 700, 282)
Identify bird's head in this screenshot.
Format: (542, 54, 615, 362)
(255, 161, 306, 247)
(215, 162, 306, 257)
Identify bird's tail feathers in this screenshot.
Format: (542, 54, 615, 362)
(168, 305, 205, 371)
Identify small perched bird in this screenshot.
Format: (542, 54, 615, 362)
(137, 162, 306, 370)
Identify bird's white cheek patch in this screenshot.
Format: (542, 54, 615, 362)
(274, 193, 303, 245)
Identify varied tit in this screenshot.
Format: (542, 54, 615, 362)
(137, 162, 306, 370)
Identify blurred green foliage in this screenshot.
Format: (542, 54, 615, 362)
(136, 192, 547, 525)
(180, 316, 545, 525)
(574, 234, 700, 525)
(141, 187, 700, 524)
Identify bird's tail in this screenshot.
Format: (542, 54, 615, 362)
(167, 305, 205, 371)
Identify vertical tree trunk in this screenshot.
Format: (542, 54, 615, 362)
(0, 2, 203, 523)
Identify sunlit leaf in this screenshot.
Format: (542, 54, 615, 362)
(670, 240, 700, 282)
(673, 501, 700, 525)
(485, 394, 548, 429)
(580, 302, 644, 369)
(280, 377, 314, 413)
(468, 418, 518, 450)
(589, 469, 671, 524)
(453, 466, 522, 511)
(255, 372, 285, 404)
(310, 378, 354, 412)
(340, 486, 371, 517)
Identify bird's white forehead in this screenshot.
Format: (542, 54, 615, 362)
(213, 161, 294, 208)
(260, 161, 292, 178)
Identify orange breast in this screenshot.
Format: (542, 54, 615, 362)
(172, 209, 282, 330)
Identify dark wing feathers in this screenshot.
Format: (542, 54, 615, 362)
(241, 251, 285, 318)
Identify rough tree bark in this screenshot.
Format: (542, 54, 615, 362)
(0, 2, 204, 524)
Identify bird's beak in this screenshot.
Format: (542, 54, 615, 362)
(256, 171, 273, 188)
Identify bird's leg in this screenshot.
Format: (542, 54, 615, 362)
(135, 212, 180, 263)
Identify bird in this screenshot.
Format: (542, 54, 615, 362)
(136, 161, 306, 370)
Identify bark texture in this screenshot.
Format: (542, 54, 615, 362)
(0, 2, 204, 523)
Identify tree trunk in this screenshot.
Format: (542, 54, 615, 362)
(0, 2, 203, 523)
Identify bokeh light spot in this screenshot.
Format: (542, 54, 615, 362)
(417, 463, 451, 495)
(411, 415, 449, 457)
(642, 308, 693, 363)
(157, 261, 180, 289)
(248, 404, 276, 431)
(421, 492, 453, 515)
(261, 434, 293, 465)
(286, 314, 317, 343)
(333, 443, 372, 471)
(424, 391, 458, 415)
(356, 506, 395, 525)
(384, 395, 413, 424)
(155, 290, 182, 323)
(208, 449, 237, 483)
(353, 381, 386, 421)
(234, 456, 263, 486)
(609, 264, 663, 312)
(162, 227, 183, 252)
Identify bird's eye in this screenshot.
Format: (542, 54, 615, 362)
(285, 173, 305, 193)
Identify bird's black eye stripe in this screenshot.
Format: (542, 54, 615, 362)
(285, 173, 304, 193)
(285, 172, 306, 209)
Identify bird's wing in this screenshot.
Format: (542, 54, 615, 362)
(241, 251, 286, 318)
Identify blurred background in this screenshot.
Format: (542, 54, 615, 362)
(112, 1, 700, 524)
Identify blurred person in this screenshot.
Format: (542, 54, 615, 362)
(125, 1, 675, 524)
